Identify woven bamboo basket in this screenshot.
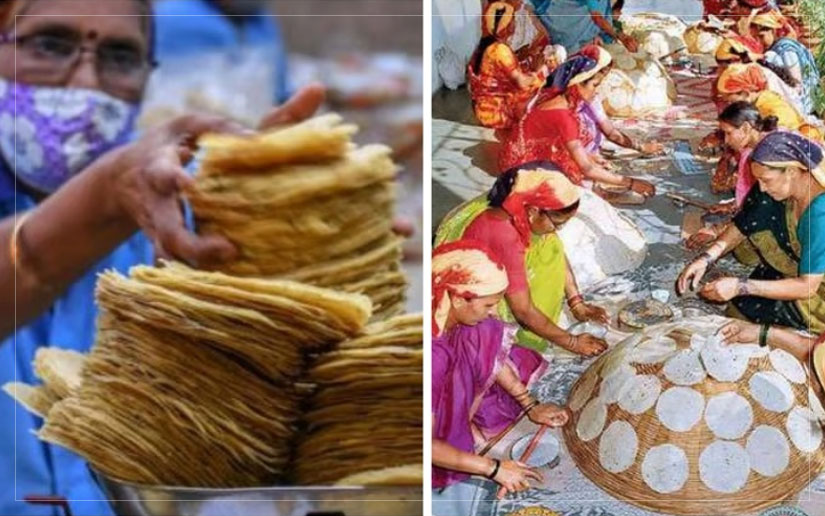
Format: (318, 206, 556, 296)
(562, 316, 825, 516)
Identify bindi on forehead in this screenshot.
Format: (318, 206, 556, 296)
(14, 0, 146, 41)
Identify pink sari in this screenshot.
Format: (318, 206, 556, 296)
(432, 318, 547, 489)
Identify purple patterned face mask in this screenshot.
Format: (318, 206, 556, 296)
(0, 77, 139, 193)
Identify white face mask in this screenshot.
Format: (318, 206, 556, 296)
(0, 78, 139, 193)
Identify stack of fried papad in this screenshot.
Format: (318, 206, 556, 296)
(5, 261, 372, 487)
(186, 113, 408, 320)
(296, 313, 423, 485)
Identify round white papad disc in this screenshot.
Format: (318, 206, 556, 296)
(786, 406, 824, 453)
(746, 425, 790, 477)
(642, 444, 689, 494)
(769, 349, 807, 384)
(657, 386, 704, 432)
(750, 371, 795, 413)
(577, 397, 608, 442)
(700, 341, 750, 382)
(569, 371, 599, 412)
(663, 349, 706, 386)
(699, 441, 750, 493)
(630, 337, 677, 365)
(600, 364, 637, 404)
(599, 420, 638, 473)
(704, 391, 753, 440)
(619, 374, 662, 415)
(809, 387, 825, 421)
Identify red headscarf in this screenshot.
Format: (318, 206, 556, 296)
(717, 63, 768, 94)
(431, 240, 509, 336)
(500, 168, 581, 245)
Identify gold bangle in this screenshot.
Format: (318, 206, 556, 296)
(9, 211, 32, 270)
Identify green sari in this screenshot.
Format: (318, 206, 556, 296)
(435, 196, 567, 352)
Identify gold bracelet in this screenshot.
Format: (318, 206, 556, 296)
(9, 211, 32, 270)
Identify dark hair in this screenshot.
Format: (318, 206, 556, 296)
(612, 0, 625, 11)
(757, 59, 799, 88)
(719, 101, 778, 132)
(472, 6, 506, 72)
(488, 167, 518, 207)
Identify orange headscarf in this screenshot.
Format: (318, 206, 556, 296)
(501, 168, 581, 245)
(431, 240, 509, 336)
(715, 35, 764, 62)
(717, 63, 768, 94)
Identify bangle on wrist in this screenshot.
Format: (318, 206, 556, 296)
(487, 459, 501, 480)
(736, 278, 750, 297)
(568, 294, 584, 309)
(759, 324, 770, 348)
(698, 251, 715, 266)
(567, 334, 578, 351)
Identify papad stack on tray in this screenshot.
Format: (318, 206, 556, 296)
(6, 261, 372, 487)
(187, 113, 407, 320)
(297, 313, 423, 486)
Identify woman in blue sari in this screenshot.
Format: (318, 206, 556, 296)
(529, 0, 638, 55)
(0, 1, 323, 514)
(752, 12, 821, 114)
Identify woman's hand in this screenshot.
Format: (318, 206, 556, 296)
(718, 320, 760, 344)
(110, 84, 327, 268)
(573, 334, 608, 356)
(700, 277, 741, 303)
(639, 141, 665, 155)
(629, 178, 656, 198)
(676, 257, 710, 295)
(527, 403, 570, 427)
(619, 33, 639, 53)
(707, 201, 737, 216)
(592, 153, 613, 170)
(494, 460, 543, 498)
(685, 228, 718, 250)
(571, 302, 610, 325)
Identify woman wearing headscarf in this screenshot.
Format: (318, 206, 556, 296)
(467, 2, 550, 129)
(432, 240, 569, 514)
(436, 165, 609, 356)
(751, 10, 820, 115)
(0, 1, 325, 514)
(716, 63, 807, 131)
(678, 132, 825, 334)
(500, 45, 656, 198)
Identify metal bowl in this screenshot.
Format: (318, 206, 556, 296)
(92, 469, 422, 516)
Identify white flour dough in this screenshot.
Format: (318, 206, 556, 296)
(600, 364, 637, 404)
(569, 371, 599, 412)
(699, 441, 750, 493)
(642, 444, 689, 494)
(809, 387, 825, 421)
(701, 339, 750, 382)
(786, 406, 824, 453)
(663, 349, 706, 386)
(619, 374, 662, 415)
(599, 420, 638, 473)
(630, 337, 677, 364)
(657, 386, 704, 432)
(746, 425, 790, 477)
(577, 397, 608, 442)
(769, 349, 807, 384)
(704, 391, 753, 440)
(750, 371, 795, 413)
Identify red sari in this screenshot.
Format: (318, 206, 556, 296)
(468, 42, 542, 130)
(498, 96, 592, 183)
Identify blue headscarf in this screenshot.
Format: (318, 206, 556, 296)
(751, 131, 825, 186)
(544, 56, 597, 96)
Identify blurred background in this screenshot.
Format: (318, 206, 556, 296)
(140, 0, 423, 312)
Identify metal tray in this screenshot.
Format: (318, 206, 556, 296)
(93, 470, 422, 516)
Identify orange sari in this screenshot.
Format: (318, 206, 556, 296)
(468, 42, 542, 129)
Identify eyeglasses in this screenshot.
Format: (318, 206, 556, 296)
(0, 29, 156, 95)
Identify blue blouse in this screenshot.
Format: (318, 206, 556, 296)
(0, 168, 153, 516)
(799, 193, 825, 275)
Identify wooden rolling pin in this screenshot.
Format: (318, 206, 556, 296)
(666, 192, 713, 211)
